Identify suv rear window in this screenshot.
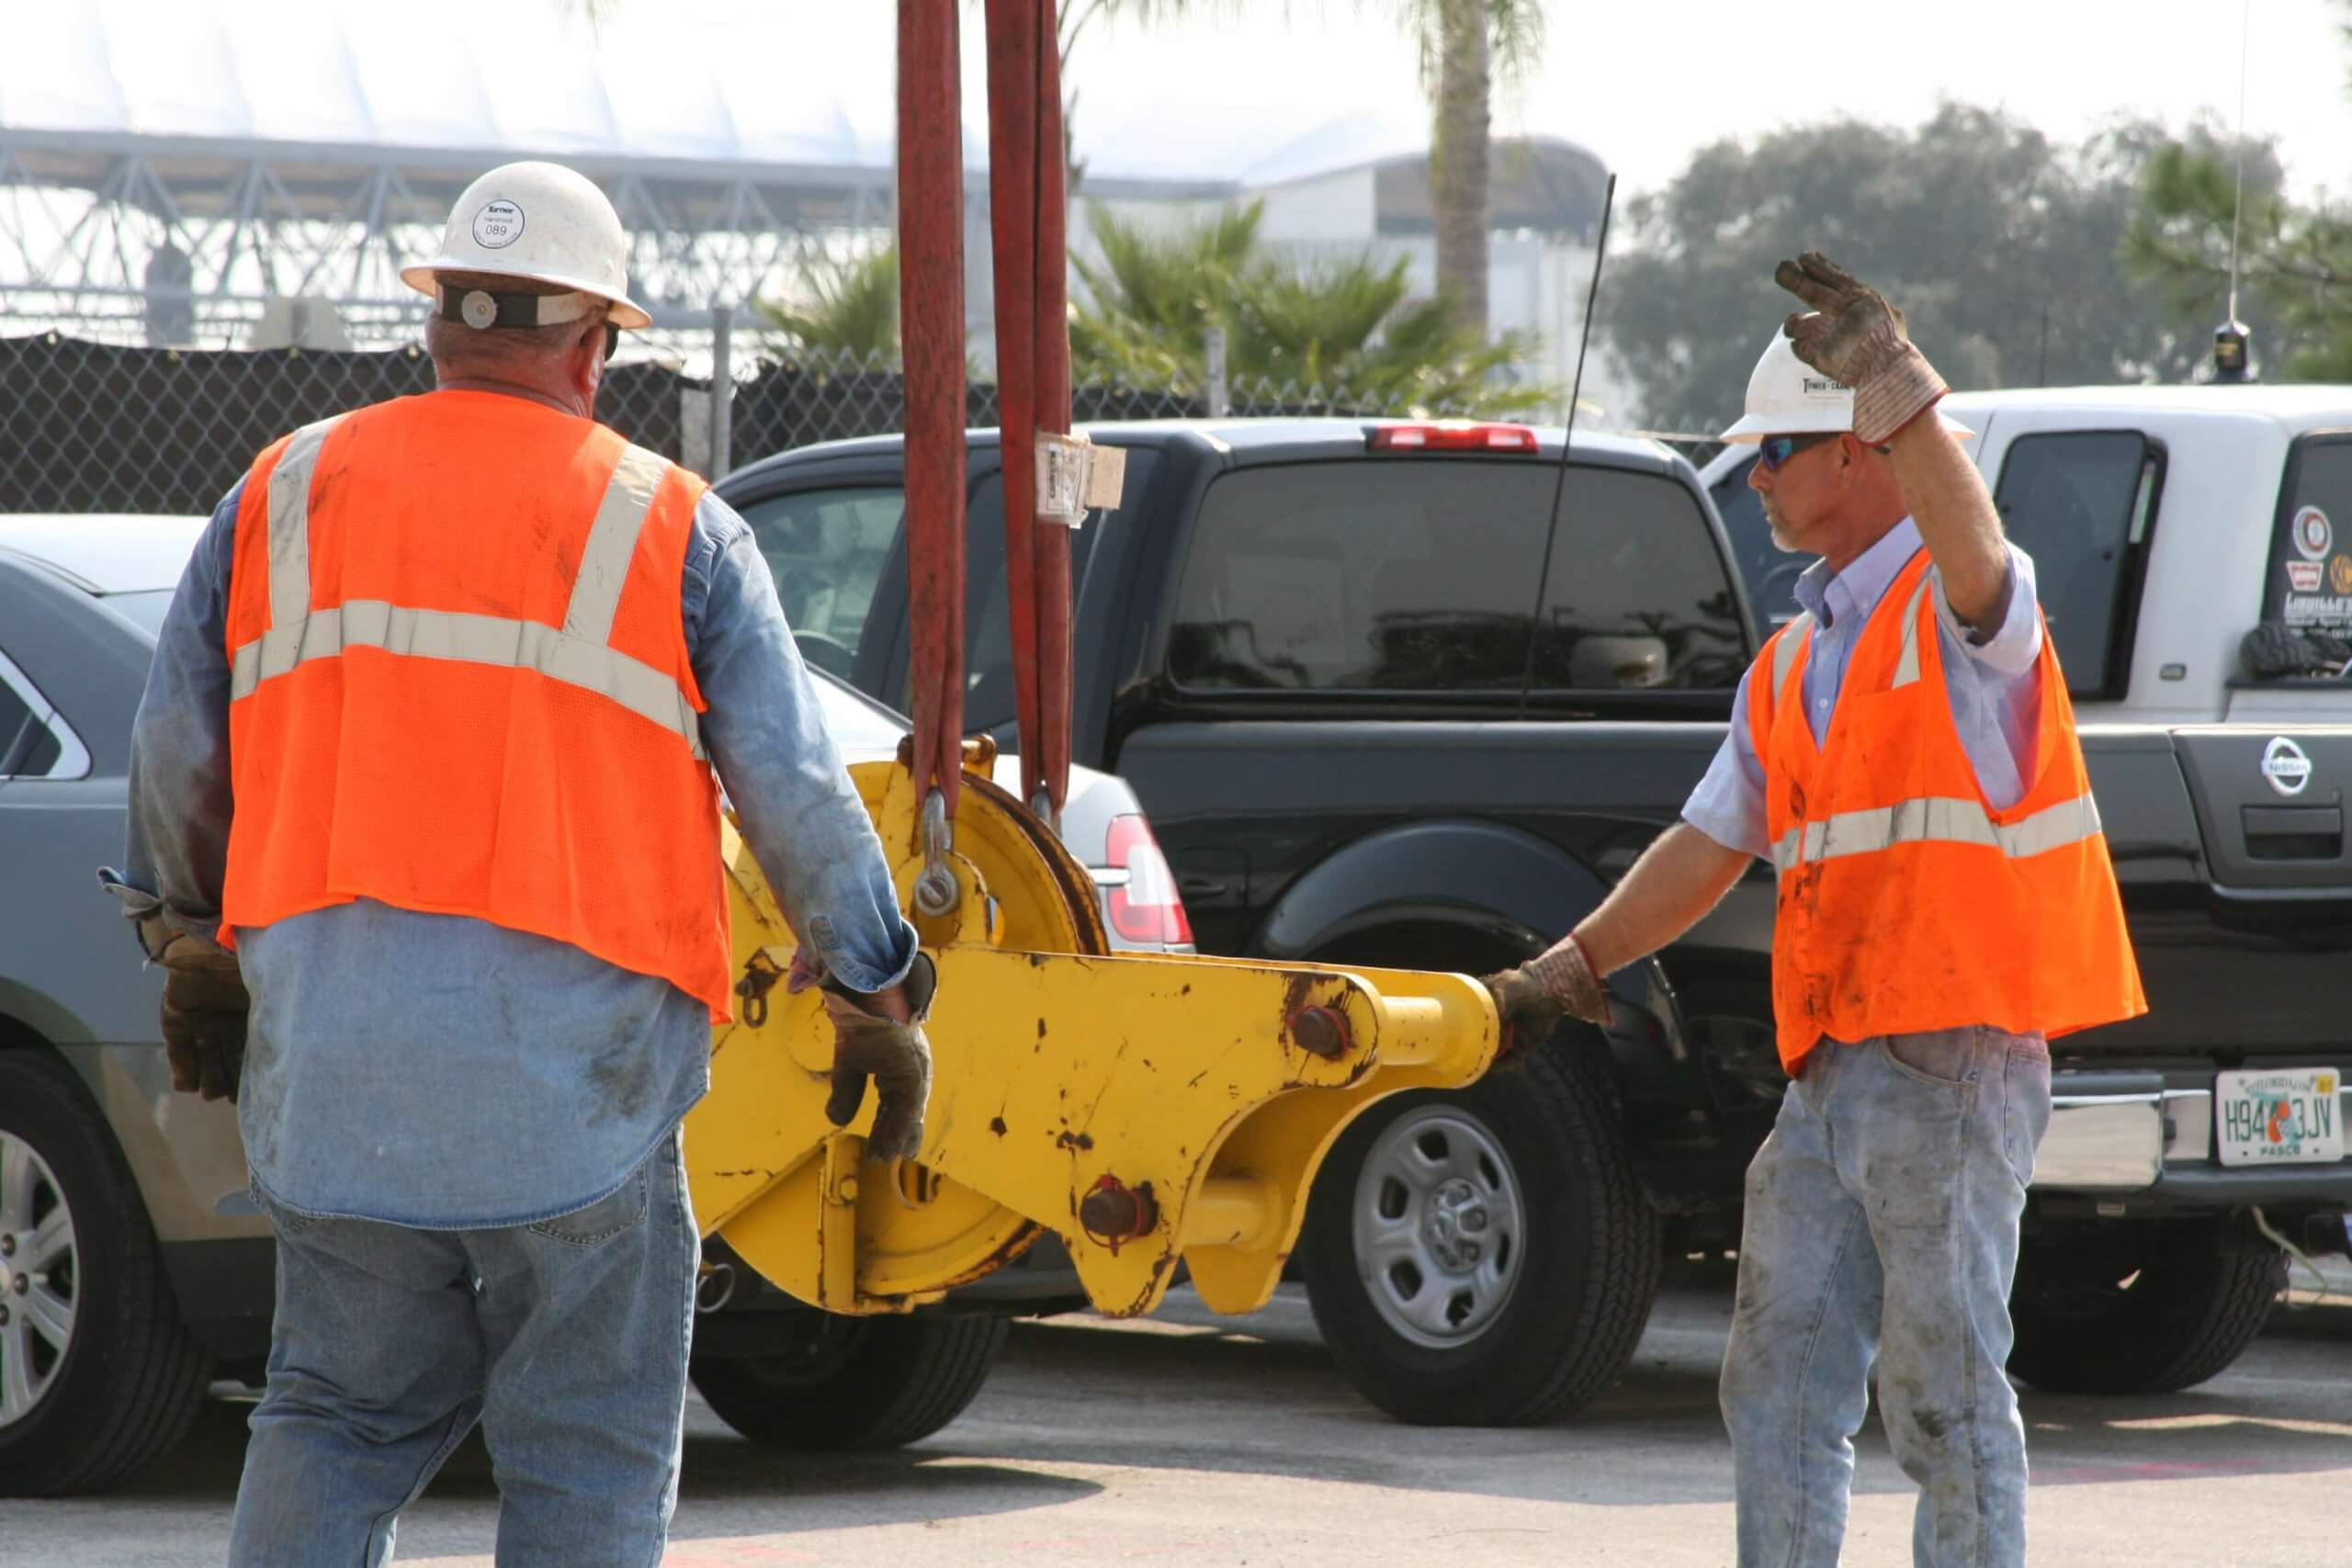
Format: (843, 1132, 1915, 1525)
(1991, 431, 2161, 699)
(1166, 457, 1742, 694)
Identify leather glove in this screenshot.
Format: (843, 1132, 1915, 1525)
(154, 929, 248, 1102)
(1480, 933, 1609, 1067)
(1773, 251, 1949, 445)
(820, 953, 937, 1163)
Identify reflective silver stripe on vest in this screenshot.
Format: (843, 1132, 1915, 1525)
(564, 445, 669, 643)
(1770, 612, 1814, 709)
(232, 438, 701, 757)
(1888, 575, 1937, 689)
(266, 417, 344, 629)
(1770, 791, 2103, 874)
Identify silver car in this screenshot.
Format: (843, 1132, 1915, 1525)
(0, 512, 1192, 1495)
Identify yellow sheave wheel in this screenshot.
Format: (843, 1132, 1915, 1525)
(684, 750, 1499, 1320)
(687, 753, 1097, 1313)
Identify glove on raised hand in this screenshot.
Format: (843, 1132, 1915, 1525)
(1480, 933, 1609, 1067)
(820, 952, 938, 1163)
(1773, 251, 1948, 445)
(154, 928, 248, 1102)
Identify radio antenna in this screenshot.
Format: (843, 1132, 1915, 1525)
(1520, 171, 1618, 703)
(2215, 0, 2255, 380)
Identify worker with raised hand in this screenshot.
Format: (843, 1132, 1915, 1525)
(103, 160, 931, 1566)
(1483, 254, 2144, 1567)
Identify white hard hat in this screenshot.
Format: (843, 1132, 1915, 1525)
(401, 161, 651, 332)
(1718, 331, 1970, 443)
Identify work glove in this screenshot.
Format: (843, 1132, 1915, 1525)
(154, 928, 249, 1102)
(1773, 251, 1949, 446)
(1480, 933, 1609, 1068)
(817, 952, 938, 1163)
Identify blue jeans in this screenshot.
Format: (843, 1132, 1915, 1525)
(1720, 1028, 2052, 1568)
(229, 1132, 699, 1567)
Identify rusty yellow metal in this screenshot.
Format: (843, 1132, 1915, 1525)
(684, 755, 1497, 1319)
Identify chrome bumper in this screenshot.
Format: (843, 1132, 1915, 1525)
(2034, 1074, 2352, 1195)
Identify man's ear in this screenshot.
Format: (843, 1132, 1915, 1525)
(571, 319, 606, 405)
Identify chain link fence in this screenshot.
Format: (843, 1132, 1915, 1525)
(2, 307, 1710, 514)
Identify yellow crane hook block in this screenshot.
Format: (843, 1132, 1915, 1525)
(684, 752, 1498, 1321)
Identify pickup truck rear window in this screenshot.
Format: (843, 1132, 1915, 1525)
(1167, 457, 1740, 694)
(1530, 465, 1748, 691)
(1991, 431, 2160, 700)
(1168, 459, 1556, 692)
(2265, 434, 2352, 637)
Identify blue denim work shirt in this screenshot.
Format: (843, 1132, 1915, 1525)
(115, 435, 918, 1228)
(1683, 517, 2045, 859)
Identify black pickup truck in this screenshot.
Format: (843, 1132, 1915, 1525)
(715, 411, 2350, 1424)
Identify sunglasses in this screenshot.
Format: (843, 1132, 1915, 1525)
(1756, 433, 1835, 472)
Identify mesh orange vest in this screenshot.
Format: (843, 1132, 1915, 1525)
(219, 389, 732, 1021)
(1749, 547, 2143, 1073)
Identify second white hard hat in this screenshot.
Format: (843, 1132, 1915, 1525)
(1718, 331, 1970, 443)
(400, 161, 651, 331)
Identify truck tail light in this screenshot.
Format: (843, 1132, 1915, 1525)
(1366, 422, 1539, 454)
(1104, 814, 1193, 945)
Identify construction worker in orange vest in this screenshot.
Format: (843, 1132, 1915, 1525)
(105, 161, 932, 1565)
(1483, 254, 2144, 1568)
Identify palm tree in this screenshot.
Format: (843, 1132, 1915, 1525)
(1069, 1, 1547, 339)
(1069, 201, 1543, 412)
(758, 248, 902, 364)
(1409, 0, 1546, 337)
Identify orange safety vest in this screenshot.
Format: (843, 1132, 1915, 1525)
(1750, 547, 2143, 1073)
(218, 389, 733, 1021)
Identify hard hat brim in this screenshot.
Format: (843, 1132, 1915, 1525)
(1718, 408, 1974, 444)
(401, 257, 653, 332)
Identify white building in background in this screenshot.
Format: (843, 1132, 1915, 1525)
(1019, 137, 1630, 424)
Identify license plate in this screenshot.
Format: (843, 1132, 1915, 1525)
(2216, 1068, 2345, 1166)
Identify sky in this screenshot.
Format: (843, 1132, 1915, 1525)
(11, 0, 2352, 200)
(671, 0, 2352, 198)
(1059, 0, 2352, 197)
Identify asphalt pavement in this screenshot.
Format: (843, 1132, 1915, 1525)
(6, 1264, 2351, 1566)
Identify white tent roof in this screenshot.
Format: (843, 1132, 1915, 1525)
(0, 0, 1435, 190)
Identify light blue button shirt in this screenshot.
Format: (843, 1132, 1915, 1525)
(1683, 518, 2044, 860)
(119, 457, 917, 1228)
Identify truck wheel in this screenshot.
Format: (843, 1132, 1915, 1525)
(0, 1049, 213, 1496)
(2007, 1215, 2286, 1395)
(1302, 1043, 1661, 1425)
(690, 1309, 1008, 1450)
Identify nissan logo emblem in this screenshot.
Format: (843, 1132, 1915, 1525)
(2262, 736, 2313, 797)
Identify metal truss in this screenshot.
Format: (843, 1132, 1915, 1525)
(0, 131, 910, 349)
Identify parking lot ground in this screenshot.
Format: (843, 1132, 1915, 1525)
(7, 1266, 2350, 1567)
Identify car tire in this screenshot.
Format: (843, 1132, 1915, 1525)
(690, 1309, 1008, 1450)
(1301, 1042, 1662, 1426)
(0, 1048, 214, 1496)
(2007, 1214, 2287, 1395)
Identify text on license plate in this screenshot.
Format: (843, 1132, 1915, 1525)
(2216, 1068, 2345, 1167)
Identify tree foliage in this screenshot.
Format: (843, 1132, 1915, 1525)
(758, 248, 901, 362)
(1069, 201, 1542, 412)
(1065, 1, 1543, 340)
(1601, 105, 2233, 430)
(2121, 123, 2345, 379)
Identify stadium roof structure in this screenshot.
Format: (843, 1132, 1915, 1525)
(0, 2, 1227, 346)
(0, 1, 1605, 349)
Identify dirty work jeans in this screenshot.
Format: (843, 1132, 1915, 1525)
(1720, 1028, 2052, 1568)
(228, 1132, 699, 1568)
